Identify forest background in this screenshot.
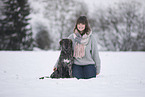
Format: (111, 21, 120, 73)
(0, 0, 145, 51)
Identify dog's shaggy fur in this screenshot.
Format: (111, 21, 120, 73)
(50, 39, 73, 78)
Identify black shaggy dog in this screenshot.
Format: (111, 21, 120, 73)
(50, 39, 73, 78)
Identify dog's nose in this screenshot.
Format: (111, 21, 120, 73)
(64, 43, 68, 49)
(65, 46, 68, 50)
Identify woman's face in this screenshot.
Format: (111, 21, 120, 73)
(77, 23, 85, 32)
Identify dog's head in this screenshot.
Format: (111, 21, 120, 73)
(59, 39, 73, 52)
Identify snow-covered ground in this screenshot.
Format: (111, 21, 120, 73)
(0, 51, 145, 97)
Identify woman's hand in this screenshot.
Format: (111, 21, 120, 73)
(53, 68, 57, 71)
(96, 73, 99, 75)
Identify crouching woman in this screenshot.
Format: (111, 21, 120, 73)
(54, 16, 101, 79)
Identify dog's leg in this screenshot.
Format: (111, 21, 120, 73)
(68, 63, 72, 78)
(59, 66, 63, 78)
(69, 57, 74, 78)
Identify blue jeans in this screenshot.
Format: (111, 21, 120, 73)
(72, 64, 96, 79)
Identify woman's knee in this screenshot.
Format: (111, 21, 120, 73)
(83, 65, 96, 79)
(72, 64, 84, 79)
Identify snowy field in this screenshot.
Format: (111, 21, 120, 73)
(0, 51, 145, 97)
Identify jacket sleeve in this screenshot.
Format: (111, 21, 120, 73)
(68, 34, 73, 40)
(91, 35, 101, 74)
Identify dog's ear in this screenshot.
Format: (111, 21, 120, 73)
(59, 39, 63, 46)
(69, 39, 72, 45)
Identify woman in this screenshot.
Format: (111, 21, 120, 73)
(54, 16, 101, 79)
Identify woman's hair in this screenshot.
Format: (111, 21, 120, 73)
(73, 16, 91, 35)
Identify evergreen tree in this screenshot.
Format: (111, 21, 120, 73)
(0, 0, 33, 50)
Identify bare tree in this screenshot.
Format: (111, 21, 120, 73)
(92, 1, 145, 51)
(43, 0, 90, 50)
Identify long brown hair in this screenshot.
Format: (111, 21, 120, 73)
(73, 16, 91, 35)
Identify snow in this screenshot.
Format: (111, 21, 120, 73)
(0, 51, 145, 97)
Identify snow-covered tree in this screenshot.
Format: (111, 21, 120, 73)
(0, 0, 33, 50)
(92, 1, 145, 51)
(43, 0, 90, 49)
(66, 1, 90, 37)
(29, 0, 91, 50)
